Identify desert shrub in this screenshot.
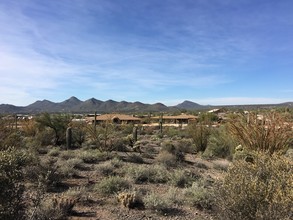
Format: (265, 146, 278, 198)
(164, 126, 181, 138)
(36, 113, 71, 146)
(110, 157, 124, 168)
(56, 159, 80, 178)
(126, 154, 144, 164)
(78, 150, 109, 164)
(125, 164, 169, 184)
(194, 161, 209, 169)
(169, 169, 193, 188)
(31, 195, 77, 220)
(165, 187, 184, 205)
(64, 186, 90, 205)
(2, 131, 24, 149)
(212, 160, 230, 172)
(120, 124, 135, 135)
(183, 182, 214, 210)
(35, 128, 55, 147)
(160, 141, 185, 162)
(143, 191, 172, 214)
(144, 144, 158, 154)
(203, 126, 235, 159)
(216, 153, 293, 220)
(66, 158, 85, 170)
(22, 119, 37, 137)
(70, 121, 87, 147)
(187, 122, 211, 152)
(94, 176, 130, 195)
(0, 148, 27, 219)
(285, 148, 293, 160)
(59, 150, 76, 160)
(0, 118, 13, 148)
(111, 137, 129, 152)
(156, 151, 178, 167)
(232, 147, 256, 162)
(25, 158, 63, 192)
(228, 112, 292, 155)
(140, 126, 156, 135)
(47, 147, 60, 157)
(90, 121, 122, 152)
(97, 162, 116, 176)
(176, 138, 194, 153)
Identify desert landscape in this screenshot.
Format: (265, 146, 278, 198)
(1, 107, 292, 220)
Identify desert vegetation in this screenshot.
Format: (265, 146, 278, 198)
(0, 110, 292, 219)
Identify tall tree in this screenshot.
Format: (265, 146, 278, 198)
(36, 113, 71, 145)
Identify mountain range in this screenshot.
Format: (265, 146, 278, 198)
(0, 96, 292, 114)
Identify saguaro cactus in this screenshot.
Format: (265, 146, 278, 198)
(66, 127, 72, 150)
(159, 114, 163, 134)
(132, 126, 138, 143)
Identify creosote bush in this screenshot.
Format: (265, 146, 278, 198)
(183, 182, 214, 210)
(126, 164, 169, 184)
(187, 122, 211, 152)
(203, 126, 235, 159)
(94, 176, 130, 195)
(0, 147, 29, 219)
(216, 153, 293, 220)
(143, 191, 172, 214)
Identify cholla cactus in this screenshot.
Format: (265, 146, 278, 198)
(117, 192, 144, 209)
(52, 195, 78, 214)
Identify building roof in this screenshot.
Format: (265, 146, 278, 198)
(151, 114, 197, 120)
(95, 114, 141, 121)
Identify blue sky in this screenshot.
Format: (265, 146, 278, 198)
(1, 0, 293, 106)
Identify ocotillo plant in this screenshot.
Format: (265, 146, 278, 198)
(94, 111, 97, 132)
(66, 127, 72, 150)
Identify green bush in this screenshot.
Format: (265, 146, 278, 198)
(25, 158, 63, 192)
(216, 153, 293, 220)
(94, 176, 130, 195)
(0, 148, 26, 219)
(143, 191, 172, 214)
(203, 126, 234, 159)
(125, 164, 169, 184)
(126, 154, 144, 164)
(97, 162, 116, 176)
(2, 131, 24, 149)
(47, 147, 60, 157)
(169, 169, 193, 188)
(160, 141, 185, 163)
(183, 182, 214, 210)
(78, 150, 109, 164)
(156, 151, 178, 167)
(187, 122, 211, 152)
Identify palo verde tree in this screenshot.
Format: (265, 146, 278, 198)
(36, 113, 71, 146)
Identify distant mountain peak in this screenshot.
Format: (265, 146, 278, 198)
(1, 97, 292, 114)
(176, 100, 202, 109)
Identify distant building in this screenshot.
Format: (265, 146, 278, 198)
(151, 114, 197, 125)
(87, 113, 141, 125)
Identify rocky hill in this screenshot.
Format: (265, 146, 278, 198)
(0, 97, 292, 114)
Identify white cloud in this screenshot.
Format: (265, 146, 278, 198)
(195, 97, 290, 106)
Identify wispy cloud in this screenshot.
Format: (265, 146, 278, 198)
(0, 1, 292, 106)
(195, 97, 290, 106)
